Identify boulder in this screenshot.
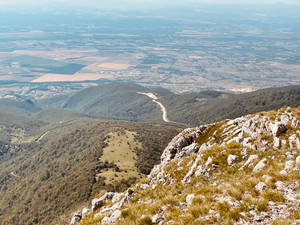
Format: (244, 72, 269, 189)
(255, 182, 267, 193)
(205, 157, 213, 167)
(275, 181, 285, 191)
(253, 158, 267, 173)
(186, 194, 195, 206)
(270, 123, 287, 137)
(110, 210, 122, 223)
(296, 156, 300, 166)
(227, 154, 238, 166)
(70, 211, 82, 225)
(112, 193, 123, 203)
(100, 210, 121, 224)
(273, 137, 281, 149)
(284, 160, 295, 171)
(81, 207, 90, 218)
(92, 192, 115, 211)
(151, 213, 165, 224)
(101, 216, 110, 224)
(240, 155, 258, 170)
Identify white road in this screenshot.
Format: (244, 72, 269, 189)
(137, 92, 174, 123)
(10, 172, 20, 178)
(36, 131, 49, 142)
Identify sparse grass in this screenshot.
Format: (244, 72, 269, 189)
(98, 130, 142, 184)
(194, 121, 226, 146)
(137, 216, 153, 225)
(263, 190, 285, 202)
(78, 107, 300, 225)
(256, 199, 269, 212)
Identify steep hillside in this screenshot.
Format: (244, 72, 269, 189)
(0, 121, 182, 225)
(0, 110, 47, 143)
(57, 83, 167, 122)
(74, 107, 300, 225)
(162, 85, 300, 126)
(0, 98, 41, 116)
(4, 83, 300, 125)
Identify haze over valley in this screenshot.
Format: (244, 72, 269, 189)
(0, 4, 300, 94)
(0, 1, 300, 225)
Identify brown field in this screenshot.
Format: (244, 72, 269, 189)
(84, 62, 132, 71)
(12, 49, 99, 62)
(32, 73, 114, 82)
(0, 75, 12, 80)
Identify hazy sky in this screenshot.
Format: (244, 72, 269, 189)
(0, 0, 299, 6)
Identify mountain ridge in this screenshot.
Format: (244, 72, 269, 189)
(72, 106, 300, 225)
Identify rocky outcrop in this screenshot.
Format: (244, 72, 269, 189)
(70, 211, 81, 225)
(227, 154, 238, 166)
(70, 107, 300, 225)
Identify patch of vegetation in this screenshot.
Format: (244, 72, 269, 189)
(0, 120, 181, 225)
(3, 55, 84, 74)
(162, 85, 300, 126)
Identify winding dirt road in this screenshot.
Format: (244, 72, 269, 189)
(137, 92, 174, 123)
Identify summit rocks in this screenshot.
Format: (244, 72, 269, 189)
(71, 107, 300, 225)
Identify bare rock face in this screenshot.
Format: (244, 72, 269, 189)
(70, 211, 81, 225)
(101, 210, 122, 224)
(151, 213, 165, 225)
(284, 160, 295, 171)
(92, 192, 115, 211)
(81, 207, 90, 219)
(270, 123, 287, 137)
(275, 181, 285, 191)
(149, 126, 206, 185)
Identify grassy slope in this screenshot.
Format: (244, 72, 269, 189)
(59, 83, 164, 122)
(162, 85, 300, 126)
(78, 107, 300, 225)
(98, 130, 142, 185)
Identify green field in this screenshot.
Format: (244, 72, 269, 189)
(3, 55, 84, 74)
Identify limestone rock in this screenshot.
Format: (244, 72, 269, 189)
(92, 192, 115, 211)
(186, 194, 195, 206)
(110, 210, 122, 223)
(255, 182, 267, 193)
(296, 156, 300, 166)
(275, 181, 285, 191)
(270, 123, 287, 137)
(112, 193, 123, 203)
(240, 155, 258, 170)
(81, 207, 90, 218)
(205, 156, 213, 167)
(262, 175, 272, 183)
(274, 137, 281, 149)
(151, 213, 165, 224)
(285, 152, 294, 159)
(101, 216, 111, 224)
(284, 160, 294, 171)
(227, 154, 238, 166)
(253, 158, 267, 173)
(140, 184, 150, 190)
(70, 211, 81, 225)
(101, 210, 122, 224)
